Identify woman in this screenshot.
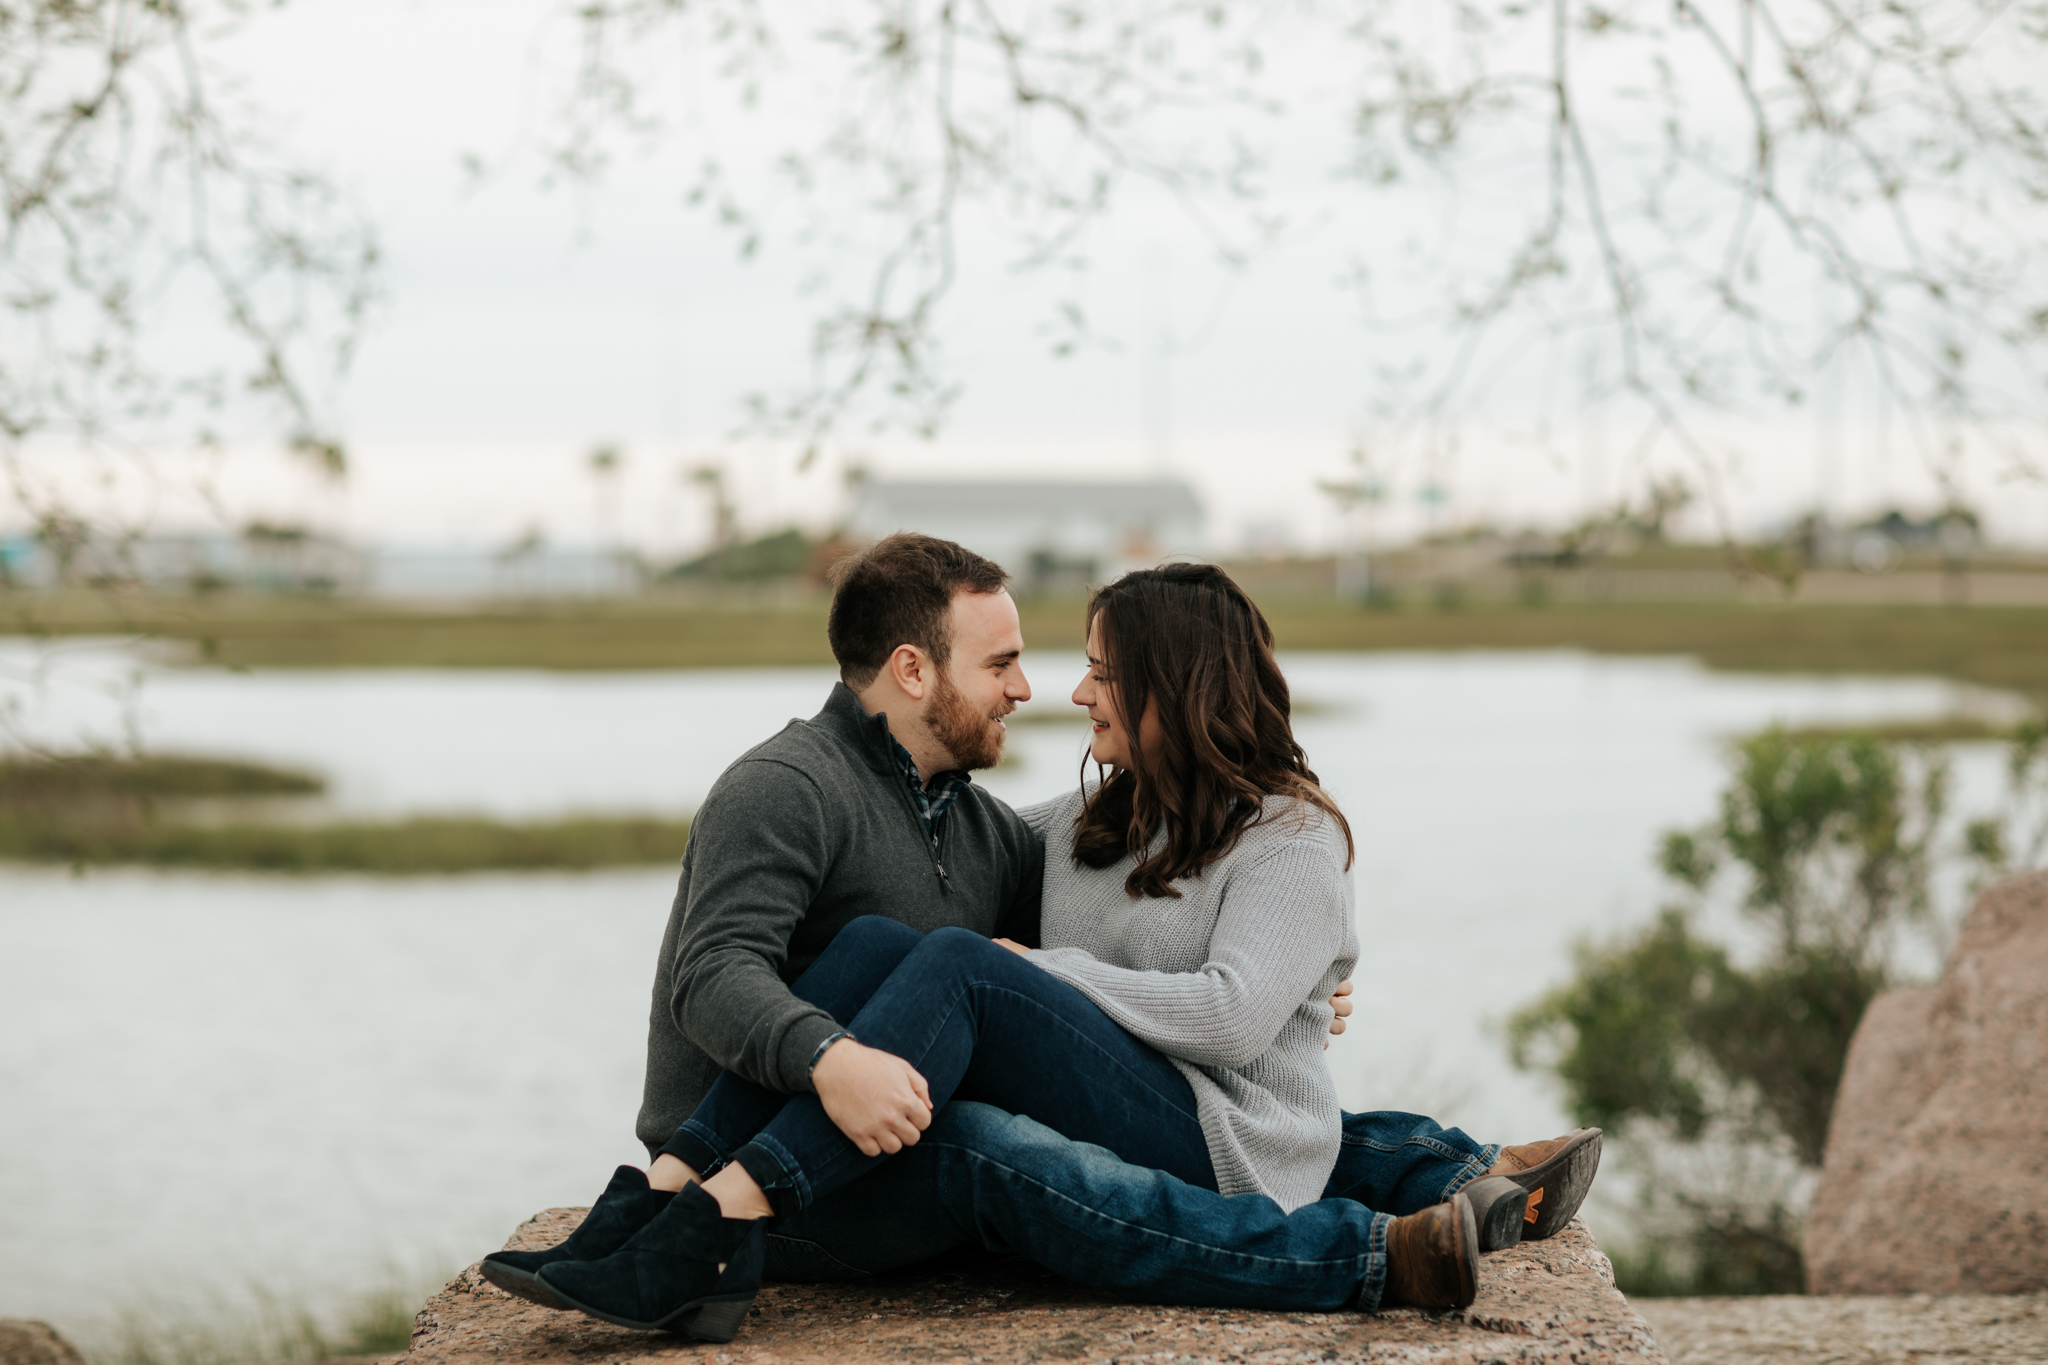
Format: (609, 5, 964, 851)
(483, 564, 1520, 1339)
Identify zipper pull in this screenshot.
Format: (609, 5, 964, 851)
(935, 859, 948, 879)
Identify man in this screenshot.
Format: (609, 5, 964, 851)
(485, 532, 1598, 1320)
(634, 532, 1042, 1164)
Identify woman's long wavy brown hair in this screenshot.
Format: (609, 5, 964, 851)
(1073, 562, 1354, 898)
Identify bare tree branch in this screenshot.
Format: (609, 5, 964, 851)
(1345, 0, 2047, 559)
(521, 0, 1285, 468)
(0, 0, 378, 580)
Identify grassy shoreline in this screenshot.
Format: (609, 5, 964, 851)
(8, 594, 2048, 696)
(1, 811, 693, 874)
(0, 753, 689, 873)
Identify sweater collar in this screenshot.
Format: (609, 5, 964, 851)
(814, 681, 909, 777)
(815, 681, 978, 793)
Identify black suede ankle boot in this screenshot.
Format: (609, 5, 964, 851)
(537, 1183, 769, 1341)
(480, 1166, 676, 1310)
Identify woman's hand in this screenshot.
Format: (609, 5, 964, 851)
(1326, 978, 1354, 1050)
(993, 937, 1032, 958)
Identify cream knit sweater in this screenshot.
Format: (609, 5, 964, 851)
(1018, 788, 1359, 1212)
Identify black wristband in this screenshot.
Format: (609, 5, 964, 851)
(808, 1028, 855, 1080)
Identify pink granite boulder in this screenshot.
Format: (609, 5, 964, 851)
(1804, 869, 2048, 1294)
(0, 1321, 85, 1365)
(403, 1206, 1667, 1364)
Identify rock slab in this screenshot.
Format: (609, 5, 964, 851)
(1634, 1292, 2048, 1365)
(0, 1321, 85, 1365)
(1804, 868, 2048, 1295)
(403, 1208, 1665, 1365)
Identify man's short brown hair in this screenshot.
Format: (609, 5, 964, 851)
(827, 532, 1010, 689)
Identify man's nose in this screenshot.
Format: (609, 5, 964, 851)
(1009, 665, 1032, 702)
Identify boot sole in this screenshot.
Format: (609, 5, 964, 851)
(1458, 1175, 1529, 1254)
(1499, 1128, 1602, 1241)
(1450, 1191, 1479, 1309)
(534, 1279, 758, 1341)
(479, 1259, 573, 1312)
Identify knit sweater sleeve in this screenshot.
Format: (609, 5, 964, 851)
(1015, 794, 1075, 836)
(667, 757, 843, 1093)
(1028, 830, 1350, 1070)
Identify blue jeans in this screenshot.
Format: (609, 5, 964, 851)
(661, 916, 1499, 1310)
(755, 1105, 1497, 1311)
(667, 917, 1215, 1214)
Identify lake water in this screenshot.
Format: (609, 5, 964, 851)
(0, 645, 2016, 1343)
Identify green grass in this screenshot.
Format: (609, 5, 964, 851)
(11, 592, 2048, 698)
(2, 592, 848, 670)
(1, 810, 693, 873)
(92, 1272, 439, 1365)
(1252, 600, 2048, 700)
(0, 753, 325, 801)
(0, 752, 689, 873)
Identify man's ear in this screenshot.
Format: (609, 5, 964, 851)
(884, 643, 930, 701)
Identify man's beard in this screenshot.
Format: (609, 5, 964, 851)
(927, 671, 1007, 772)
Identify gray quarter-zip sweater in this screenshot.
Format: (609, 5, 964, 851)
(635, 682, 1044, 1155)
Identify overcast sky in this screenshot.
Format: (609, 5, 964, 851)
(32, 0, 2041, 556)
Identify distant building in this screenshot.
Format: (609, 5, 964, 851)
(845, 477, 1205, 591)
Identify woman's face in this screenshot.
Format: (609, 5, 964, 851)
(1073, 614, 1153, 769)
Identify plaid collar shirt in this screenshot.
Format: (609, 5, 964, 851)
(889, 737, 971, 856)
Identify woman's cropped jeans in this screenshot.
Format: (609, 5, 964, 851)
(659, 916, 1500, 1312)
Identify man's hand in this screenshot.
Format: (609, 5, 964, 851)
(811, 1037, 933, 1156)
(1325, 978, 1354, 1050)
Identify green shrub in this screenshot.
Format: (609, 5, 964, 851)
(1508, 725, 2014, 1295)
(1606, 1202, 1808, 1298)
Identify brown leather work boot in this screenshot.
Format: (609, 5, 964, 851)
(1379, 1192, 1478, 1310)
(1485, 1127, 1602, 1241)
(1458, 1174, 1531, 1253)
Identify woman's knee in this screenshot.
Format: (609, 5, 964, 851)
(913, 925, 1008, 976)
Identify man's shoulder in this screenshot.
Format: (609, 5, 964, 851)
(738, 713, 840, 766)
(709, 716, 860, 800)
(708, 720, 835, 785)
